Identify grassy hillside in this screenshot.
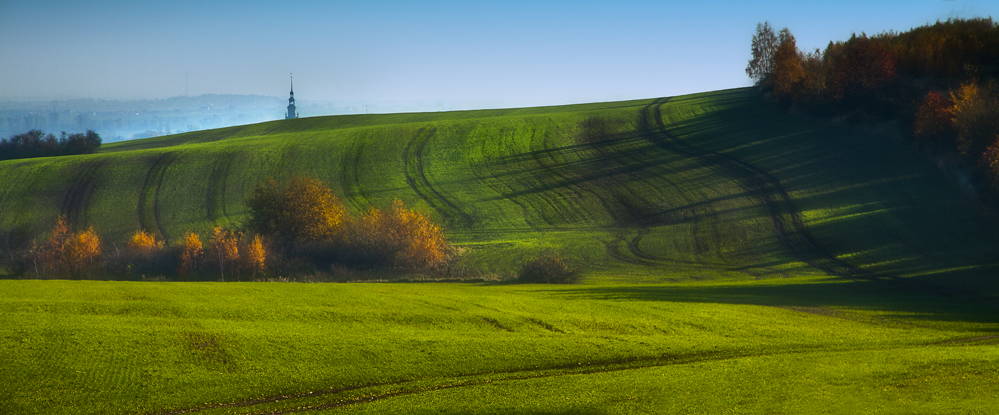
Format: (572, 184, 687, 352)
(1, 88, 996, 292)
(3, 88, 999, 413)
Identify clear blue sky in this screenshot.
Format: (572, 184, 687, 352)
(1, 0, 997, 109)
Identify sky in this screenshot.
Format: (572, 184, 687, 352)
(2, 0, 998, 110)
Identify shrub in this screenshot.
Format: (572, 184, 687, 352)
(345, 199, 453, 270)
(29, 216, 103, 278)
(62, 227, 102, 278)
(246, 176, 350, 243)
(518, 253, 581, 284)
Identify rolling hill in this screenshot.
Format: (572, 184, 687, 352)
(1, 87, 996, 293)
(3, 88, 999, 413)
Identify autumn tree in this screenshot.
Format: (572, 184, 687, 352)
(211, 226, 239, 282)
(794, 49, 829, 109)
(241, 235, 266, 278)
(772, 28, 805, 101)
(826, 34, 898, 102)
(63, 227, 102, 278)
(348, 200, 452, 270)
(913, 91, 956, 141)
(979, 139, 999, 194)
(247, 176, 349, 243)
(30, 217, 103, 278)
(127, 229, 164, 259)
(951, 80, 999, 157)
(36, 216, 72, 275)
(178, 232, 204, 278)
(746, 21, 779, 87)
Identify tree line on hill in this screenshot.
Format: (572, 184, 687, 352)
(747, 18, 999, 199)
(0, 129, 102, 161)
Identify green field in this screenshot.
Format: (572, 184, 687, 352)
(2, 88, 998, 413)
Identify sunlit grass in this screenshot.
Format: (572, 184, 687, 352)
(1, 278, 996, 414)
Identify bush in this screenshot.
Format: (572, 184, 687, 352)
(247, 177, 453, 273)
(111, 229, 172, 278)
(29, 216, 103, 278)
(518, 253, 581, 284)
(246, 176, 349, 243)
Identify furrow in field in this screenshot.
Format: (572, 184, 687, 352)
(138, 151, 179, 243)
(403, 127, 474, 228)
(642, 98, 862, 278)
(59, 160, 104, 230)
(205, 154, 235, 222)
(154, 343, 930, 415)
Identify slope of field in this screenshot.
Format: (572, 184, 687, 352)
(2, 88, 999, 413)
(1, 279, 997, 414)
(1, 88, 997, 293)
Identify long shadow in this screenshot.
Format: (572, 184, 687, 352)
(548, 279, 999, 329)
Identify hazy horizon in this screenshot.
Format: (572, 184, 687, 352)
(2, 0, 998, 111)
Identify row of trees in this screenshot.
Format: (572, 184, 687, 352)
(22, 219, 267, 281)
(16, 176, 454, 280)
(747, 18, 999, 197)
(0, 129, 102, 161)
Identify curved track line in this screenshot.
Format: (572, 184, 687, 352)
(206, 154, 235, 222)
(403, 127, 474, 227)
(642, 98, 867, 279)
(155, 342, 933, 415)
(138, 152, 179, 243)
(60, 161, 104, 230)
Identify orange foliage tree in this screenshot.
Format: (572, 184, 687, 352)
(771, 28, 804, 101)
(63, 227, 102, 278)
(211, 226, 239, 282)
(247, 176, 350, 242)
(354, 199, 452, 270)
(913, 91, 956, 141)
(127, 229, 164, 259)
(826, 34, 898, 102)
(33, 217, 103, 278)
(951, 80, 999, 157)
(241, 235, 266, 278)
(178, 231, 204, 277)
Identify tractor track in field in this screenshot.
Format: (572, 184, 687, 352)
(339, 139, 370, 212)
(60, 160, 105, 230)
(138, 151, 179, 243)
(641, 97, 863, 278)
(150, 348, 786, 415)
(403, 127, 474, 228)
(206, 154, 235, 222)
(152, 341, 952, 415)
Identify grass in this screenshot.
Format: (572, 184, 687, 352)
(2, 87, 999, 412)
(1, 278, 996, 414)
(3, 88, 996, 291)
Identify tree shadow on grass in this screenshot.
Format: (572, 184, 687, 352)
(548, 277, 999, 329)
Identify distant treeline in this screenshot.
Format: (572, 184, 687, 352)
(747, 17, 999, 198)
(0, 129, 102, 161)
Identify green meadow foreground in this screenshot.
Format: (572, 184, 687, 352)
(2, 88, 998, 413)
(3, 279, 998, 414)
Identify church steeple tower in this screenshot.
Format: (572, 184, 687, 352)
(286, 74, 299, 119)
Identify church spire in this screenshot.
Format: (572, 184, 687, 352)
(286, 73, 298, 119)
